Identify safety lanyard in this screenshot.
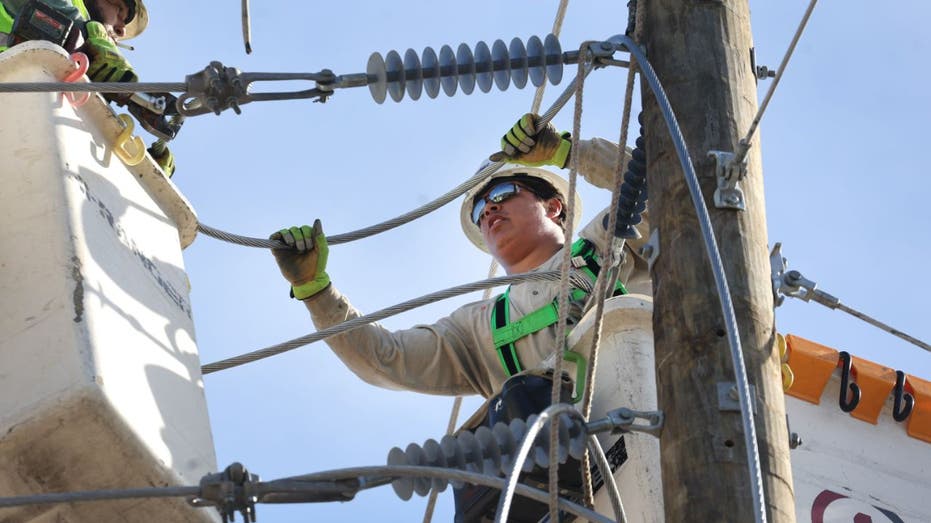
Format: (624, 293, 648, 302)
(489, 239, 628, 378)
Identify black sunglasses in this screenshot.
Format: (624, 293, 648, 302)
(471, 182, 523, 225)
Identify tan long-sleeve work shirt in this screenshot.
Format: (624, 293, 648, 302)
(304, 138, 650, 399)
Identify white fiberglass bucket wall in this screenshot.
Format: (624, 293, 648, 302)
(567, 294, 663, 523)
(787, 380, 931, 522)
(0, 42, 218, 522)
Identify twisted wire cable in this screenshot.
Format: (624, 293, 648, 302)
(0, 81, 186, 93)
(288, 465, 614, 523)
(0, 465, 612, 523)
(195, 62, 598, 251)
(734, 0, 819, 165)
(588, 434, 627, 523)
(833, 303, 931, 353)
(0, 486, 198, 509)
(201, 271, 594, 374)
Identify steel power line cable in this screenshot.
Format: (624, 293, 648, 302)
(200, 270, 596, 374)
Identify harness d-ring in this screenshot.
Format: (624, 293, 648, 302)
(63, 52, 90, 107)
(113, 114, 146, 166)
(838, 351, 860, 413)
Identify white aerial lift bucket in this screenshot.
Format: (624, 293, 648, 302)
(0, 42, 218, 522)
(566, 293, 663, 523)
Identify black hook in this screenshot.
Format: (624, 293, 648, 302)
(838, 351, 860, 413)
(892, 370, 915, 422)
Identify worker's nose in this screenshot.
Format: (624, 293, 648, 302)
(482, 201, 501, 220)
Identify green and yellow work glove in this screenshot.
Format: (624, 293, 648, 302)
(269, 220, 330, 300)
(84, 21, 138, 84)
(148, 142, 176, 177)
(489, 113, 572, 168)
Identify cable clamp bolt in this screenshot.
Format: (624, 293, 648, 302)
(709, 150, 748, 210)
(188, 462, 259, 522)
(718, 382, 758, 413)
(769, 243, 839, 308)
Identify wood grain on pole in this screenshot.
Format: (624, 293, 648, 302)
(639, 1, 796, 521)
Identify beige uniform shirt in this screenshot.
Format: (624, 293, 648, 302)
(305, 138, 650, 399)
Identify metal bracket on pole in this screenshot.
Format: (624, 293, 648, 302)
(708, 150, 748, 210)
(717, 382, 757, 413)
(639, 228, 660, 272)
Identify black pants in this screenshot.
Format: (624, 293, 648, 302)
(453, 372, 582, 523)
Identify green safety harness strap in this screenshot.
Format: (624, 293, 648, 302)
(0, 3, 13, 52)
(490, 239, 629, 392)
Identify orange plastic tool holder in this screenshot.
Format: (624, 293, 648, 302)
(784, 334, 837, 404)
(846, 355, 896, 424)
(785, 333, 931, 443)
(905, 375, 931, 443)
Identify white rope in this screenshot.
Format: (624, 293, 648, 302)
(425, 3, 571, 518)
(577, 5, 645, 511)
(420, 257, 499, 523)
(529, 0, 570, 115)
(546, 38, 594, 521)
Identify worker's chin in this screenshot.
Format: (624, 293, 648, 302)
(485, 233, 516, 258)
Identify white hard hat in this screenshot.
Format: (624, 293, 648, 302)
(122, 0, 148, 40)
(460, 160, 583, 253)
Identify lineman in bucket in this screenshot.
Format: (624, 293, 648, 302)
(0, 0, 175, 175)
(270, 114, 651, 520)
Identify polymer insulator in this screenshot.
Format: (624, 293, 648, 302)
(386, 413, 588, 501)
(367, 34, 567, 104)
(614, 112, 649, 239)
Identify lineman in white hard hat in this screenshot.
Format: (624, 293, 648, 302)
(268, 112, 651, 397)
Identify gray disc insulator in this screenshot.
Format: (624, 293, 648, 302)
(366, 34, 567, 103)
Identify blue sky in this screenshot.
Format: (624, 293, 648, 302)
(123, 1, 931, 521)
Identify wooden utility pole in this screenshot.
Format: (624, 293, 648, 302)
(639, 1, 796, 521)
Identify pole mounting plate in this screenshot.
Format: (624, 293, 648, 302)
(708, 150, 747, 210)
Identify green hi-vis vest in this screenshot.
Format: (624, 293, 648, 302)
(0, 0, 90, 52)
(490, 238, 628, 381)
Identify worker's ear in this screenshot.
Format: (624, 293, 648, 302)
(545, 198, 563, 219)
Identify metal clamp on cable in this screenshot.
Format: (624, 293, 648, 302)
(769, 243, 839, 308)
(177, 62, 341, 117)
(586, 407, 664, 438)
(188, 462, 259, 523)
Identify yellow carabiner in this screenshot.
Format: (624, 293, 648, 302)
(776, 333, 795, 391)
(113, 114, 146, 166)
